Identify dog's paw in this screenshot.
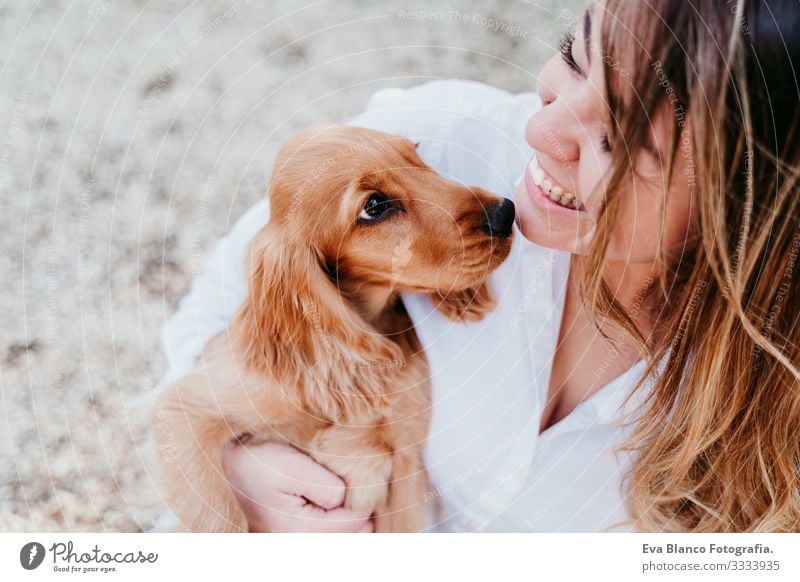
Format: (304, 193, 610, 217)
(309, 427, 392, 517)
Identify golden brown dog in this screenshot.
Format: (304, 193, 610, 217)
(152, 125, 515, 532)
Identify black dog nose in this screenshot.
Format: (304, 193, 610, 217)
(480, 198, 515, 238)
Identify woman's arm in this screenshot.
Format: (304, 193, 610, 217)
(157, 199, 268, 389)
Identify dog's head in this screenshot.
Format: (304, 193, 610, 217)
(237, 126, 514, 418)
(267, 125, 514, 315)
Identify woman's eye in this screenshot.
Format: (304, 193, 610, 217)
(600, 132, 612, 153)
(559, 32, 581, 75)
(358, 192, 394, 223)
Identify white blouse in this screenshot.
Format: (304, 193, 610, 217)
(157, 79, 658, 533)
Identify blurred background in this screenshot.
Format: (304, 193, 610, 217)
(0, 0, 584, 532)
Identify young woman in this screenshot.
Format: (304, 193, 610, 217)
(158, 0, 800, 532)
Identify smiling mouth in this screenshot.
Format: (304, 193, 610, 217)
(527, 157, 585, 211)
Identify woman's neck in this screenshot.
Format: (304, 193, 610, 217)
(606, 260, 657, 310)
(570, 258, 659, 347)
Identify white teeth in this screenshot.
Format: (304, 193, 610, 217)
(529, 159, 582, 210)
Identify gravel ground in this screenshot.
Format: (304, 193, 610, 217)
(0, 0, 584, 532)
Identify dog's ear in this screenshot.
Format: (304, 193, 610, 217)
(235, 225, 403, 420)
(430, 283, 497, 323)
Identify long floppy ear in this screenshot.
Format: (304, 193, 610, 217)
(234, 224, 403, 420)
(431, 283, 497, 323)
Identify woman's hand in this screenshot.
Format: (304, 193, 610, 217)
(221, 440, 374, 533)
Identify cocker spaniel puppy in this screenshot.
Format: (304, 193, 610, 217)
(153, 125, 515, 532)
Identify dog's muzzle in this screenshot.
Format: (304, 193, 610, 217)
(479, 198, 515, 238)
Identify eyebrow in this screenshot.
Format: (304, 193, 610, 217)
(583, 9, 592, 66)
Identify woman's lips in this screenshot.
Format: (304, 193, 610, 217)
(523, 155, 585, 212)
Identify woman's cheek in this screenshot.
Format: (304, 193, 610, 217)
(603, 178, 670, 262)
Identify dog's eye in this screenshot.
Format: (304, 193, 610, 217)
(358, 192, 394, 223)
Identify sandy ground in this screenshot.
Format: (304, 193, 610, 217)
(0, 0, 583, 532)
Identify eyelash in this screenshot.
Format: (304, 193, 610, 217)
(600, 133, 612, 153)
(559, 32, 580, 74)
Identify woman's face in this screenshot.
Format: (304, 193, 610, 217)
(513, 4, 694, 262)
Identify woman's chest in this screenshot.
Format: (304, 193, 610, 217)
(423, 410, 639, 532)
(540, 300, 643, 433)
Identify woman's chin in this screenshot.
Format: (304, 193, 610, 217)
(513, 179, 591, 254)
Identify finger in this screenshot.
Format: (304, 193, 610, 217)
(295, 506, 373, 533)
(357, 520, 375, 533)
(285, 454, 346, 510)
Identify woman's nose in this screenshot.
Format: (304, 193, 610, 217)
(524, 108, 579, 164)
(525, 102, 578, 162)
(526, 56, 580, 163)
(537, 74, 557, 107)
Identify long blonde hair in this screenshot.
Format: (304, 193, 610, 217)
(580, 0, 800, 531)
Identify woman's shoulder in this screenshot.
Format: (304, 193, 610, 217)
(351, 80, 540, 198)
(353, 79, 540, 138)
(365, 79, 539, 115)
